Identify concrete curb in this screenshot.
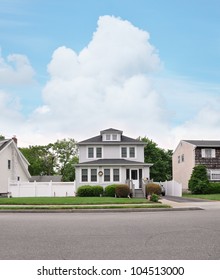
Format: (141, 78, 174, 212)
(0, 206, 204, 213)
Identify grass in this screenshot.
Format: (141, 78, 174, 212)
(183, 193, 220, 201)
(0, 204, 171, 210)
(0, 196, 151, 205)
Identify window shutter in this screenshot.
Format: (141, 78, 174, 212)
(201, 149, 205, 158)
(212, 149, 216, 158)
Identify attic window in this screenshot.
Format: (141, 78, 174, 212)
(112, 134, 117, 140)
(106, 134, 111, 141)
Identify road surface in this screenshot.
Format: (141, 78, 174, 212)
(0, 210, 219, 259)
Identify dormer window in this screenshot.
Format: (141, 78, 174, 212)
(106, 134, 111, 141)
(112, 134, 117, 141)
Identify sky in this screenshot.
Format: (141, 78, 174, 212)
(0, 0, 220, 149)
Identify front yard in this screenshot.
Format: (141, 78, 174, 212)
(0, 196, 171, 210)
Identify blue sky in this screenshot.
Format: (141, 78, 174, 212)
(1, 0, 220, 148)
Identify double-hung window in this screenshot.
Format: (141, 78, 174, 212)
(91, 169, 97, 182)
(104, 169, 110, 182)
(82, 169, 88, 182)
(129, 147, 135, 158)
(121, 147, 127, 158)
(96, 147, 102, 158)
(201, 149, 216, 158)
(88, 147, 94, 158)
(113, 169, 120, 182)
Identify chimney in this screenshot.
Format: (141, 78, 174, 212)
(12, 136, 17, 145)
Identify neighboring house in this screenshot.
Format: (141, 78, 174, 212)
(29, 175, 62, 182)
(75, 128, 152, 195)
(0, 137, 31, 194)
(173, 140, 220, 191)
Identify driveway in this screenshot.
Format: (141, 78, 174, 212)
(162, 196, 220, 210)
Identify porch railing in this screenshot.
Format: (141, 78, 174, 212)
(126, 179, 135, 197)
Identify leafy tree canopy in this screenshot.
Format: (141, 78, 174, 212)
(140, 137, 173, 182)
(20, 138, 78, 181)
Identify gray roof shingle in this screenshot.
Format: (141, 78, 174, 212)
(76, 158, 152, 166)
(184, 140, 220, 147)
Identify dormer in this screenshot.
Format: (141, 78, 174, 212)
(100, 128, 123, 142)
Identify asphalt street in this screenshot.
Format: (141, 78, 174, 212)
(0, 209, 219, 260)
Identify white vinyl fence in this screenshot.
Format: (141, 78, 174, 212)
(8, 181, 76, 197)
(160, 180, 182, 197)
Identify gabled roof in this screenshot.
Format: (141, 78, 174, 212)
(183, 140, 220, 147)
(76, 158, 152, 166)
(100, 128, 123, 134)
(0, 139, 31, 178)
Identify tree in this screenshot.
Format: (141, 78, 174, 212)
(141, 137, 172, 182)
(20, 145, 56, 176)
(0, 135, 5, 140)
(188, 164, 210, 194)
(20, 138, 79, 181)
(49, 138, 78, 181)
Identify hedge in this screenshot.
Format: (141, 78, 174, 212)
(77, 185, 104, 197)
(146, 183, 161, 196)
(104, 184, 117, 197)
(208, 182, 220, 194)
(115, 184, 130, 198)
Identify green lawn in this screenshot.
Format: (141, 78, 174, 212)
(183, 193, 220, 201)
(0, 196, 150, 205)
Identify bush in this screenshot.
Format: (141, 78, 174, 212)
(150, 193, 159, 202)
(115, 184, 130, 198)
(208, 182, 220, 194)
(104, 184, 117, 197)
(188, 165, 210, 194)
(77, 185, 103, 197)
(146, 183, 161, 196)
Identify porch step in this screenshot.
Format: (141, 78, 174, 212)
(134, 189, 145, 198)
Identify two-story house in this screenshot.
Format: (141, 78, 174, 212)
(75, 128, 152, 192)
(0, 137, 31, 195)
(173, 140, 220, 191)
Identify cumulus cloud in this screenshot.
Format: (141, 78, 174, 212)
(0, 50, 35, 85)
(31, 15, 168, 144)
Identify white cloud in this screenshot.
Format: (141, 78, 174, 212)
(0, 50, 35, 85)
(2, 15, 220, 150)
(30, 15, 168, 146)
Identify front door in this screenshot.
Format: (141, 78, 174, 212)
(131, 169, 139, 189)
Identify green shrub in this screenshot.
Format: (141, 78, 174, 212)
(146, 183, 161, 196)
(208, 182, 220, 194)
(115, 184, 130, 198)
(188, 165, 210, 194)
(150, 193, 159, 202)
(104, 184, 117, 197)
(77, 185, 104, 197)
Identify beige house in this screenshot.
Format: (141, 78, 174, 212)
(173, 140, 220, 191)
(0, 138, 31, 195)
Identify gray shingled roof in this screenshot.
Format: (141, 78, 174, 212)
(78, 135, 144, 145)
(76, 158, 152, 166)
(184, 140, 220, 147)
(100, 128, 123, 134)
(0, 139, 11, 151)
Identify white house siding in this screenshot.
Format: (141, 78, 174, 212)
(79, 144, 144, 163)
(172, 141, 195, 191)
(0, 146, 11, 193)
(75, 165, 150, 190)
(0, 141, 30, 194)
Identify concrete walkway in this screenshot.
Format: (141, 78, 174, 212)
(161, 197, 220, 210)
